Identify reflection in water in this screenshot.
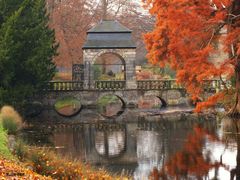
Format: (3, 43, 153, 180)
(149, 125, 221, 179)
(95, 131, 126, 157)
(222, 118, 240, 180)
(135, 131, 163, 180)
(24, 112, 240, 179)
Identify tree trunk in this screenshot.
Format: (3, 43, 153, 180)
(228, 0, 240, 117)
(228, 66, 240, 117)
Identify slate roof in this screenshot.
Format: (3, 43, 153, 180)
(83, 20, 136, 49)
(87, 20, 132, 33)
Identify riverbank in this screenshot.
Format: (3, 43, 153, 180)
(0, 119, 49, 179)
(0, 106, 130, 179)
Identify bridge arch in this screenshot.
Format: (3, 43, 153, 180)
(96, 93, 126, 118)
(156, 96, 167, 108)
(138, 93, 168, 109)
(92, 50, 126, 63)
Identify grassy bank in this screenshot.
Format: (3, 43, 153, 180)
(0, 123, 13, 159)
(0, 108, 48, 179)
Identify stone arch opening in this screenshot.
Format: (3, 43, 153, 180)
(93, 52, 126, 81)
(156, 96, 167, 108)
(138, 95, 167, 109)
(96, 94, 126, 118)
(54, 96, 82, 117)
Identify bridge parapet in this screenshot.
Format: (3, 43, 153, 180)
(44, 79, 230, 92)
(137, 80, 183, 90)
(95, 80, 126, 90)
(45, 81, 84, 91)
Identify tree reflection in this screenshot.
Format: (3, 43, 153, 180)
(150, 125, 221, 180)
(222, 117, 240, 180)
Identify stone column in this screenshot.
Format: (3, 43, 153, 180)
(83, 50, 91, 89)
(124, 49, 137, 89)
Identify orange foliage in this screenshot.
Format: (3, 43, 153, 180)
(143, 0, 240, 111)
(0, 158, 50, 179)
(149, 126, 221, 179)
(195, 92, 225, 112)
(136, 71, 153, 80)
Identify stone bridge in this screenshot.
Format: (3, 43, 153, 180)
(39, 79, 223, 108)
(36, 20, 228, 109)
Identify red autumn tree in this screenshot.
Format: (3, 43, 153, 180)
(143, 0, 240, 115)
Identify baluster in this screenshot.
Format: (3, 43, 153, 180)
(111, 81, 113, 90)
(102, 81, 104, 90)
(66, 82, 69, 90)
(116, 81, 119, 89)
(154, 81, 157, 89)
(95, 81, 98, 89)
(55, 82, 59, 91)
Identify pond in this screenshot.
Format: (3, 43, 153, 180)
(22, 108, 240, 179)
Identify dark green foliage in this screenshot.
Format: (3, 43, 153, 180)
(0, 0, 57, 106)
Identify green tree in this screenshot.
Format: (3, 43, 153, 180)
(0, 0, 22, 26)
(0, 0, 57, 106)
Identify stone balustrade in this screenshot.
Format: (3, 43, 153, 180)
(94, 80, 126, 90)
(44, 79, 230, 92)
(45, 81, 84, 91)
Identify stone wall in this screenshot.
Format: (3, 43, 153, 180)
(39, 89, 188, 108)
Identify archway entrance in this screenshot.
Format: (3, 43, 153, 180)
(93, 53, 126, 90)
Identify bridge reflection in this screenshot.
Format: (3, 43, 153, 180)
(36, 113, 217, 178)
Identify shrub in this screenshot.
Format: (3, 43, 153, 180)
(1, 117, 18, 135)
(0, 106, 23, 134)
(13, 139, 28, 161)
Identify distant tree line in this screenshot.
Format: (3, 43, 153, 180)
(47, 0, 154, 68)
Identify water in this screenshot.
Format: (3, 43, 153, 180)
(22, 108, 240, 179)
